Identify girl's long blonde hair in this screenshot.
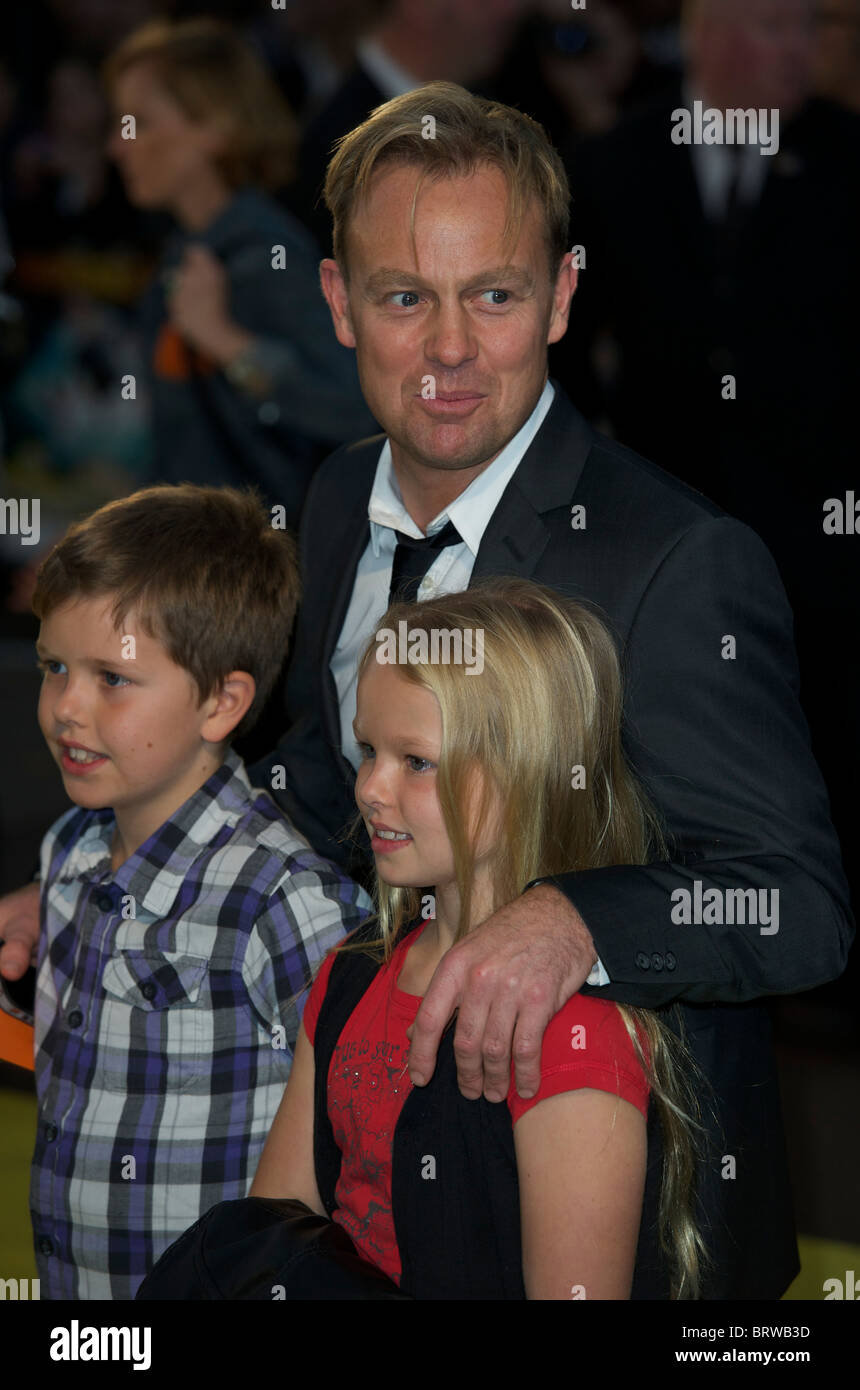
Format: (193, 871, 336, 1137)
(348, 577, 712, 1298)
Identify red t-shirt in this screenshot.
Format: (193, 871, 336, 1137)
(303, 922, 649, 1285)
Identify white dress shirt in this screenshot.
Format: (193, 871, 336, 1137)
(683, 82, 768, 220)
(329, 378, 610, 986)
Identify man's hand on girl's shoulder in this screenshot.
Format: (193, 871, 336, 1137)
(408, 885, 596, 1102)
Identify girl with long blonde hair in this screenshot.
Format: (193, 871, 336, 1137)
(251, 577, 711, 1299)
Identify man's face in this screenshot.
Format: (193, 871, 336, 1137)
(691, 0, 815, 116)
(321, 163, 576, 481)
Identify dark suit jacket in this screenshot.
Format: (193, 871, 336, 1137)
(254, 382, 854, 1297)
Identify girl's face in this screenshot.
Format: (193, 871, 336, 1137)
(354, 660, 499, 910)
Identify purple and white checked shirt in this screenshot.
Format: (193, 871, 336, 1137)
(29, 748, 371, 1299)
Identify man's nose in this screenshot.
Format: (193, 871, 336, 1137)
(425, 300, 478, 369)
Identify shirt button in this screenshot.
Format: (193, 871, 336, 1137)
(95, 891, 114, 912)
(44, 1123, 58, 1142)
(140, 981, 157, 1001)
(651, 952, 664, 972)
(665, 952, 677, 971)
(420, 577, 434, 591)
(38, 1237, 54, 1256)
(67, 1009, 83, 1028)
(635, 952, 650, 970)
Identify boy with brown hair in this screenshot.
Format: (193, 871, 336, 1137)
(24, 483, 370, 1298)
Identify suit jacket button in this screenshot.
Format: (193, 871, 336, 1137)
(635, 952, 650, 970)
(665, 952, 677, 970)
(651, 952, 664, 971)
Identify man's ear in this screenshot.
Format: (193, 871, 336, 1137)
(547, 251, 579, 347)
(201, 671, 256, 744)
(320, 259, 356, 349)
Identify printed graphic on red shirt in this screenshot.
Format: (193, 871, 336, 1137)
(327, 1026, 415, 1277)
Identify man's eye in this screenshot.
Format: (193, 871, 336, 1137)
(479, 289, 510, 306)
(102, 670, 130, 688)
(390, 291, 421, 308)
(406, 755, 434, 773)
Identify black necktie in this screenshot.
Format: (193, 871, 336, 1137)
(721, 144, 747, 239)
(387, 519, 463, 608)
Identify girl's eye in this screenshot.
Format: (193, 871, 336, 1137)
(406, 755, 435, 773)
(390, 291, 420, 309)
(102, 670, 130, 688)
(37, 659, 65, 676)
(479, 289, 509, 305)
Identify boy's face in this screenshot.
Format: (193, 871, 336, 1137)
(36, 595, 221, 840)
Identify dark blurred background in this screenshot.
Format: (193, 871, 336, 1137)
(0, 0, 857, 1295)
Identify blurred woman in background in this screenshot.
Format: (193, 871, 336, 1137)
(105, 18, 376, 528)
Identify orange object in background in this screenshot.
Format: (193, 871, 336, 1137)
(0, 1012, 34, 1072)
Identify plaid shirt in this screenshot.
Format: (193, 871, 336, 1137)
(30, 748, 371, 1299)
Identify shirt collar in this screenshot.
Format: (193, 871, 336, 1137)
(54, 747, 255, 918)
(367, 379, 555, 557)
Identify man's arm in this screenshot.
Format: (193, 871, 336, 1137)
(410, 517, 853, 1096)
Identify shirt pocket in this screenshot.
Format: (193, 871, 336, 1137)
(96, 951, 211, 1094)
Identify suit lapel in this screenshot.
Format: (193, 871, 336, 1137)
(472, 384, 593, 581)
(318, 437, 380, 753)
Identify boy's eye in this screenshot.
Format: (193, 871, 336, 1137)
(356, 741, 375, 760)
(102, 670, 130, 688)
(37, 659, 66, 676)
(406, 755, 435, 773)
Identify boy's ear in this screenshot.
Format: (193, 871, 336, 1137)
(201, 671, 256, 742)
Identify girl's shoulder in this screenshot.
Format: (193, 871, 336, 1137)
(507, 992, 650, 1126)
(301, 920, 420, 1046)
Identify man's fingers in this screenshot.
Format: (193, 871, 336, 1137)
(0, 936, 35, 980)
(448, 984, 494, 1100)
(462, 987, 519, 1103)
(408, 954, 462, 1088)
(0, 881, 41, 979)
(510, 999, 552, 1101)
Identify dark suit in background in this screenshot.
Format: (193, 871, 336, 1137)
(253, 383, 854, 1297)
(551, 89, 860, 953)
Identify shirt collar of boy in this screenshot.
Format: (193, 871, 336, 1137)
(53, 747, 253, 919)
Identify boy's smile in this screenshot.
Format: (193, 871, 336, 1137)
(36, 595, 233, 865)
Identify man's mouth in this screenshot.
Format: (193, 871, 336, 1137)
(417, 388, 486, 417)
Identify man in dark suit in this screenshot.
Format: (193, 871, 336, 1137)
(254, 80, 852, 1298)
(551, 0, 860, 939)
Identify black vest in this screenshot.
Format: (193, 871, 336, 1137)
(312, 921, 672, 1300)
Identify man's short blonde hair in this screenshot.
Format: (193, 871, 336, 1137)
(324, 81, 571, 280)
